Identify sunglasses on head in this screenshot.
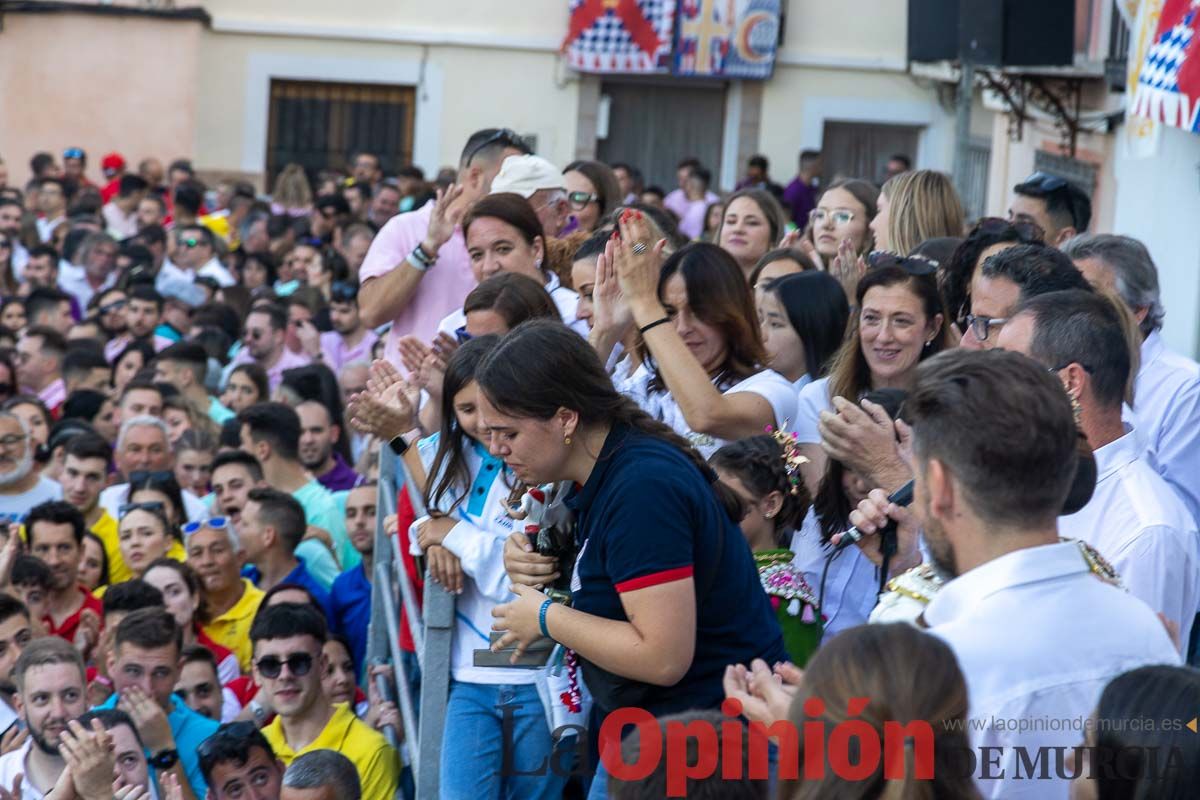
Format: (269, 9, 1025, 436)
(867, 251, 939, 276)
(181, 516, 229, 536)
(331, 282, 358, 303)
(1020, 171, 1069, 193)
(129, 470, 174, 485)
(463, 128, 525, 166)
(255, 652, 315, 679)
(119, 501, 166, 519)
(973, 217, 1045, 243)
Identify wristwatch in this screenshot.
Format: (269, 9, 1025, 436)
(149, 749, 180, 770)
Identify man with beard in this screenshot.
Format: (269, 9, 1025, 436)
(847, 349, 1181, 800)
(209, 452, 337, 590)
(253, 604, 397, 798)
(230, 306, 309, 393)
(0, 596, 33, 743)
(296, 401, 358, 493)
(316, 283, 377, 373)
(95, 608, 219, 799)
(26, 501, 101, 651)
(0, 413, 62, 524)
(0, 638, 88, 797)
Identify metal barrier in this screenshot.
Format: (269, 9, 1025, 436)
(365, 445, 456, 800)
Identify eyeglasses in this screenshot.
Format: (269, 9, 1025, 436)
(99, 299, 127, 315)
(63, 148, 85, 160)
(243, 328, 265, 341)
(809, 209, 856, 226)
(119, 501, 166, 519)
(463, 128, 525, 166)
(963, 314, 1010, 341)
(255, 652, 315, 679)
(567, 191, 600, 210)
(331, 282, 358, 303)
(181, 517, 229, 536)
(1019, 171, 1069, 194)
(973, 217, 1045, 244)
(129, 470, 174, 485)
(0, 434, 27, 450)
(867, 251, 939, 276)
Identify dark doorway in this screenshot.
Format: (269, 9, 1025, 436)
(820, 120, 923, 186)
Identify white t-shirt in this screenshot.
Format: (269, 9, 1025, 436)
(789, 509, 880, 639)
(0, 476, 63, 526)
(618, 364, 798, 458)
(0, 741, 47, 799)
(794, 376, 833, 445)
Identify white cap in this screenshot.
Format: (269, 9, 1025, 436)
(491, 155, 566, 199)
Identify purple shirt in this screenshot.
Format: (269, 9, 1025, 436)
(782, 178, 817, 229)
(319, 329, 378, 372)
(664, 190, 720, 240)
(316, 453, 361, 493)
(231, 346, 312, 392)
(358, 201, 475, 370)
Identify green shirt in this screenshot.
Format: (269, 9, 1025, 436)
(294, 479, 358, 571)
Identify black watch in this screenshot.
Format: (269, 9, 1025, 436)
(149, 749, 180, 770)
(389, 434, 411, 456)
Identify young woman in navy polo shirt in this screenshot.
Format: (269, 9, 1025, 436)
(485, 320, 786, 800)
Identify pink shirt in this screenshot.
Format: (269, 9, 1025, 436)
(357, 201, 475, 369)
(319, 329, 378, 372)
(38, 378, 66, 417)
(104, 334, 174, 363)
(231, 346, 312, 392)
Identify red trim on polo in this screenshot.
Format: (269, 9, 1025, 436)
(615, 565, 694, 593)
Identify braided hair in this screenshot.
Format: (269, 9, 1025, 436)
(710, 435, 812, 548)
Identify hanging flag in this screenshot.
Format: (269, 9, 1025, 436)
(1130, 0, 1200, 133)
(561, 0, 676, 74)
(674, 0, 780, 79)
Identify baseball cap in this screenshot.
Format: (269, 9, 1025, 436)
(491, 155, 566, 199)
(102, 153, 127, 177)
(158, 278, 207, 309)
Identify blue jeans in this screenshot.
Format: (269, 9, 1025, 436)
(439, 681, 568, 800)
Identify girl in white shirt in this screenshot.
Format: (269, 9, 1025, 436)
(756, 270, 850, 394)
(608, 231, 796, 458)
(412, 335, 568, 800)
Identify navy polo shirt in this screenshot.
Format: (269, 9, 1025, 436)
(331, 563, 372, 674)
(566, 423, 786, 716)
(243, 556, 333, 619)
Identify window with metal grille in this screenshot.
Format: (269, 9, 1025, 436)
(266, 80, 416, 186)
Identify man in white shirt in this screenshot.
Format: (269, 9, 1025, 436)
(34, 178, 66, 244)
(157, 225, 235, 288)
(0, 413, 62, 526)
(997, 289, 1200, 645)
(848, 349, 1180, 800)
(57, 232, 118, 311)
(98, 416, 207, 523)
(0, 638, 89, 798)
(101, 175, 148, 240)
(1063, 233, 1200, 526)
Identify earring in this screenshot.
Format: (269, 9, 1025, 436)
(765, 512, 775, 519)
(924, 339, 934, 349)
(564, 435, 572, 446)
(535, 257, 543, 270)
(1070, 394, 1082, 425)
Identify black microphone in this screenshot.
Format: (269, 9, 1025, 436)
(831, 479, 915, 552)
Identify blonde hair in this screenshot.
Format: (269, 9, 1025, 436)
(271, 163, 313, 211)
(882, 170, 964, 256)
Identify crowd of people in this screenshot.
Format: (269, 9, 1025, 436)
(0, 134, 1196, 800)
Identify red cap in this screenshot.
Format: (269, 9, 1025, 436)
(101, 152, 126, 175)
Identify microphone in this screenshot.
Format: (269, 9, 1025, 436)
(831, 479, 915, 552)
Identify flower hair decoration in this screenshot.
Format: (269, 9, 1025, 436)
(765, 422, 809, 496)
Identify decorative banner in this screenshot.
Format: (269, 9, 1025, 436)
(1130, 0, 1200, 133)
(1122, 0, 1165, 158)
(562, 0, 676, 74)
(674, 0, 781, 79)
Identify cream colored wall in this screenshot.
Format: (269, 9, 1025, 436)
(195, 29, 580, 186)
(0, 13, 202, 187)
(778, 0, 911, 63)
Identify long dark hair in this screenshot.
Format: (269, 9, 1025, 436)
(424, 336, 503, 513)
(476, 320, 742, 521)
(815, 389, 907, 543)
(1091, 665, 1200, 800)
(649, 243, 766, 391)
(710, 435, 811, 547)
(767, 271, 851, 382)
(228, 362, 269, 404)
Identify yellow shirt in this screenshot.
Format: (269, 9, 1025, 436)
(200, 579, 264, 672)
(263, 703, 399, 800)
(91, 511, 130, 585)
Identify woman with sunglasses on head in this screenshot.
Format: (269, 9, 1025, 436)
(611, 222, 797, 458)
(714, 188, 787, 281)
(791, 256, 949, 492)
(563, 160, 623, 234)
(116, 502, 180, 581)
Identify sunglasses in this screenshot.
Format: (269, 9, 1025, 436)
(567, 191, 600, 210)
(181, 516, 229, 536)
(118, 501, 166, 519)
(178, 237, 202, 249)
(129, 470, 174, 485)
(867, 251, 939, 276)
(1021, 171, 1068, 193)
(99, 299, 127, 315)
(331, 282, 358, 303)
(973, 217, 1045, 243)
(463, 128, 525, 166)
(255, 652, 315, 679)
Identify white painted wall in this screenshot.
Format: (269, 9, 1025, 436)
(1112, 125, 1200, 357)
